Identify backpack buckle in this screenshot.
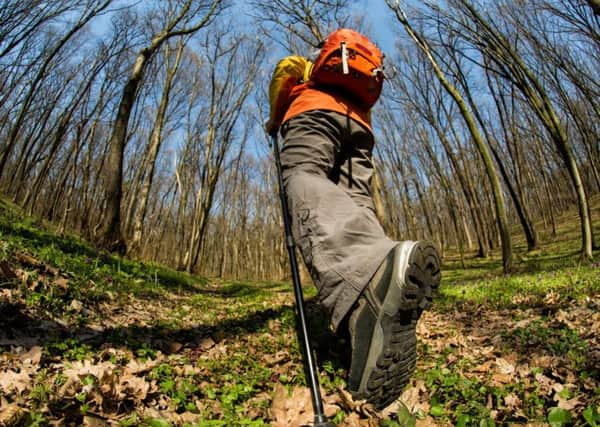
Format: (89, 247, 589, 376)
(372, 54, 385, 79)
(340, 41, 349, 75)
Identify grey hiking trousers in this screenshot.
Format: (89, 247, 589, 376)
(280, 110, 396, 331)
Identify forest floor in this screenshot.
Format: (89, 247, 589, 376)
(0, 196, 599, 427)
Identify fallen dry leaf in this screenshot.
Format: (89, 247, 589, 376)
(54, 276, 70, 291)
(82, 414, 108, 426)
(125, 357, 162, 375)
(0, 404, 25, 427)
(14, 252, 40, 267)
(63, 360, 114, 382)
(504, 392, 522, 409)
(556, 396, 583, 411)
(544, 291, 561, 305)
(553, 385, 583, 411)
(496, 357, 516, 375)
(269, 383, 341, 427)
(342, 412, 361, 427)
(270, 383, 313, 427)
(531, 355, 556, 369)
(0, 368, 34, 394)
(473, 360, 494, 373)
(199, 337, 215, 351)
(534, 373, 556, 395)
(19, 346, 42, 365)
(416, 415, 438, 427)
(491, 372, 513, 386)
(119, 374, 151, 401)
(69, 299, 84, 312)
(393, 380, 429, 416)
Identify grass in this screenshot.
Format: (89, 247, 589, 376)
(0, 195, 599, 426)
(421, 196, 600, 426)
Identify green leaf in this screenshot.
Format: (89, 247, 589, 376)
(548, 407, 572, 427)
(430, 404, 445, 417)
(395, 401, 416, 427)
(148, 419, 172, 427)
(557, 387, 570, 400)
(583, 406, 600, 427)
(456, 414, 470, 427)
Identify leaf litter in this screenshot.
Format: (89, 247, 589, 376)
(0, 245, 599, 426)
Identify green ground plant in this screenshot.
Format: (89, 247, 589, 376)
(0, 196, 598, 426)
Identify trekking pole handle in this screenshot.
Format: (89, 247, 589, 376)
(270, 133, 335, 427)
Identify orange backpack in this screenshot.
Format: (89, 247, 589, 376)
(310, 29, 384, 109)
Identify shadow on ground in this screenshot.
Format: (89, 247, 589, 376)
(0, 301, 291, 355)
(0, 295, 351, 381)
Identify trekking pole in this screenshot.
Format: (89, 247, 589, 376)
(271, 133, 334, 427)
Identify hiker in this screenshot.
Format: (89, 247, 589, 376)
(267, 29, 441, 409)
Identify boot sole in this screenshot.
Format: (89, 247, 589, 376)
(351, 241, 441, 408)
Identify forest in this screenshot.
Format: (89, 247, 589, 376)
(0, 0, 599, 426)
(0, 0, 598, 275)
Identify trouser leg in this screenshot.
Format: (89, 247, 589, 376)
(280, 110, 395, 330)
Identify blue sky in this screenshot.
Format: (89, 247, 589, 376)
(83, 0, 405, 156)
(89, 1, 400, 55)
(363, 0, 399, 53)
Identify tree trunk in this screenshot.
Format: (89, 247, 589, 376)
(99, 46, 153, 253)
(421, 135, 465, 265)
(476, 68, 540, 251)
(128, 40, 184, 255)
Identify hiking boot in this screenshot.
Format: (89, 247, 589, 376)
(347, 240, 441, 409)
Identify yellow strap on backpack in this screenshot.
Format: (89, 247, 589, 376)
(266, 56, 313, 135)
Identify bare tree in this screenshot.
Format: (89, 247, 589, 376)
(0, 1, 78, 59)
(515, 0, 600, 190)
(249, 0, 353, 50)
(387, 1, 514, 272)
(98, 0, 223, 253)
(181, 30, 263, 273)
(0, 1, 112, 180)
(384, 58, 492, 257)
(442, 0, 595, 258)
